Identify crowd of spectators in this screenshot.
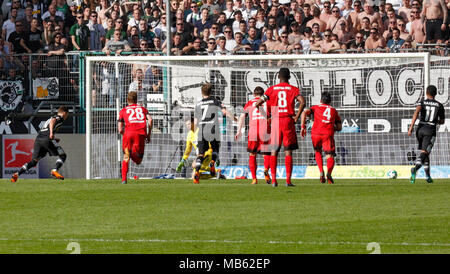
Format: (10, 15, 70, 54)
(1, 0, 448, 58)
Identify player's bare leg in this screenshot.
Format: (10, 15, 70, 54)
(285, 150, 294, 187)
(315, 150, 325, 184)
(325, 154, 335, 184)
(12, 158, 39, 182)
(121, 148, 131, 184)
(249, 152, 258, 184)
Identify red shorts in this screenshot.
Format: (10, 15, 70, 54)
(311, 134, 335, 155)
(270, 116, 298, 151)
(122, 132, 146, 157)
(248, 122, 271, 154)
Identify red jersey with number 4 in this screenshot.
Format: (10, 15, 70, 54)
(264, 82, 300, 118)
(118, 104, 149, 135)
(310, 104, 341, 136)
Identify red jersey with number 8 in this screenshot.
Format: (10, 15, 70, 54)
(310, 104, 341, 136)
(264, 82, 300, 118)
(118, 104, 149, 135)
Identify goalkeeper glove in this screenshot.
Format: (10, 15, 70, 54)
(176, 159, 187, 172)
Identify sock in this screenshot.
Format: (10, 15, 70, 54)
(270, 155, 277, 182)
(55, 159, 64, 171)
(122, 160, 129, 182)
(285, 155, 293, 184)
(327, 157, 335, 175)
(249, 155, 257, 180)
(424, 155, 430, 177)
(18, 159, 38, 175)
(315, 151, 324, 174)
(195, 156, 203, 172)
(415, 152, 427, 171)
(263, 155, 270, 172)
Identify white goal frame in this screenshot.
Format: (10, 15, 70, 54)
(85, 52, 432, 180)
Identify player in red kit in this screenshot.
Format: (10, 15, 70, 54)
(300, 92, 342, 184)
(117, 91, 153, 184)
(255, 68, 306, 187)
(235, 86, 271, 185)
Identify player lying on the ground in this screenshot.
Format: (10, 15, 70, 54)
(118, 91, 153, 184)
(235, 86, 271, 185)
(11, 106, 69, 182)
(408, 85, 445, 184)
(176, 116, 225, 179)
(300, 92, 342, 184)
(255, 68, 305, 187)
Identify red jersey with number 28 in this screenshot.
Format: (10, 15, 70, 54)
(118, 104, 149, 135)
(310, 104, 341, 136)
(264, 82, 300, 118)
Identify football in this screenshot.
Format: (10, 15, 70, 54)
(387, 170, 398, 179)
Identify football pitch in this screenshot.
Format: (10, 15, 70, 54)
(0, 178, 449, 254)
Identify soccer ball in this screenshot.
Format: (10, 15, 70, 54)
(387, 170, 398, 179)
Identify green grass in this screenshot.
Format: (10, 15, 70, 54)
(0, 178, 449, 254)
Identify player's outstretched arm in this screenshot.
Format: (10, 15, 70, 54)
(408, 105, 421, 136)
(300, 108, 311, 138)
(235, 113, 246, 140)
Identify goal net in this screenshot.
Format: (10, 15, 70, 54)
(85, 53, 450, 180)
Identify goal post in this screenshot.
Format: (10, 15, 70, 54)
(85, 53, 450, 180)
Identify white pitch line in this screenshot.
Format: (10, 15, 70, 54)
(0, 238, 449, 247)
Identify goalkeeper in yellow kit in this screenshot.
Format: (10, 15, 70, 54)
(176, 118, 226, 179)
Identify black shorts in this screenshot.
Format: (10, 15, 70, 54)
(32, 137, 65, 160)
(416, 126, 436, 153)
(197, 140, 220, 155)
(426, 19, 444, 41)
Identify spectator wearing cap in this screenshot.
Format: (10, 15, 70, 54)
(365, 27, 386, 52)
(194, 7, 213, 37)
(320, 1, 333, 24)
(69, 11, 90, 51)
(288, 22, 302, 45)
(307, 6, 326, 32)
(386, 27, 404, 52)
(242, 26, 262, 50)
